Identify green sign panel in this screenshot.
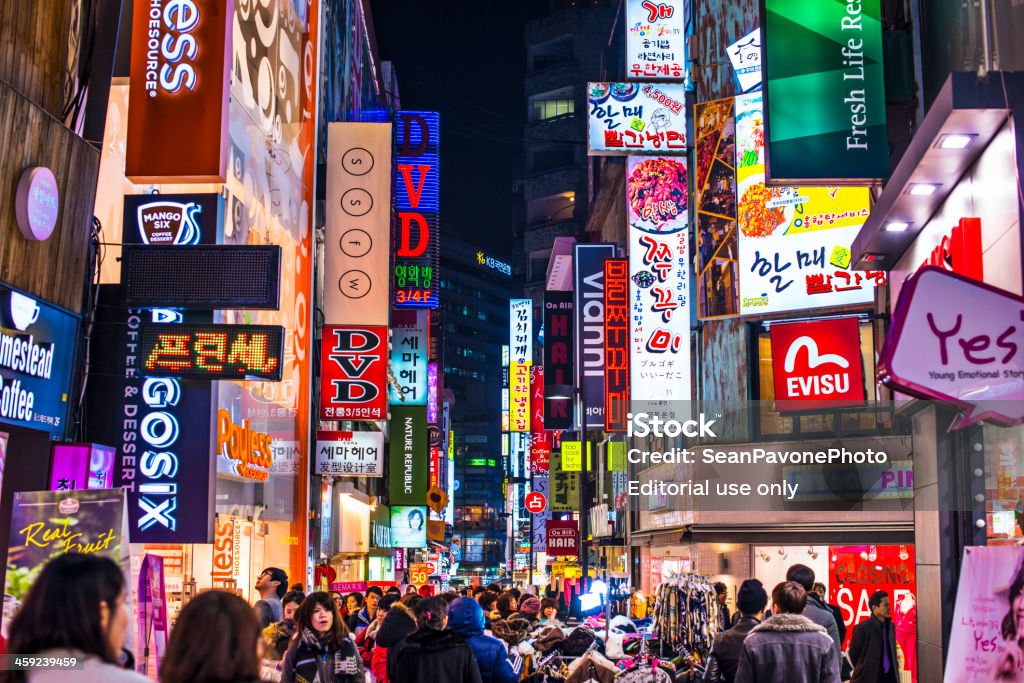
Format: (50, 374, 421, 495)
(389, 406, 429, 505)
(763, 0, 887, 182)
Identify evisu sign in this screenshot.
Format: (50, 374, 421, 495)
(770, 317, 865, 411)
(126, 0, 233, 182)
(321, 326, 387, 420)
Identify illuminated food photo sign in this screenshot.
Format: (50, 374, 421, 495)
(587, 83, 688, 155)
(140, 323, 284, 381)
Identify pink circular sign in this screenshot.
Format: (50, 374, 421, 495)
(15, 166, 59, 241)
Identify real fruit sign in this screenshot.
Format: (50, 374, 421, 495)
(769, 317, 865, 411)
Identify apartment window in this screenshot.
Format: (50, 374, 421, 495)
(532, 98, 574, 122)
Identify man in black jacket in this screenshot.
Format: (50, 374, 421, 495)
(813, 582, 847, 645)
(848, 591, 900, 683)
(704, 579, 768, 683)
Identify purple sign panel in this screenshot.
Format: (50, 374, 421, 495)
(879, 266, 1024, 428)
(50, 443, 115, 491)
(428, 363, 439, 423)
(574, 244, 616, 429)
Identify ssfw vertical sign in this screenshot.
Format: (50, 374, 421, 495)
(762, 0, 887, 182)
(389, 406, 428, 506)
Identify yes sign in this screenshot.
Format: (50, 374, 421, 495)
(770, 317, 865, 411)
(880, 267, 1024, 428)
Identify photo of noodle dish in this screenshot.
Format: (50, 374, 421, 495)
(627, 157, 688, 234)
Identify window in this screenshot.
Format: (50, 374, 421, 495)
(532, 98, 574, 122)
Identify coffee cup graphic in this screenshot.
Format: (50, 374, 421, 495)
(136, 201, 202, 245)
(9, 291, 39, 331)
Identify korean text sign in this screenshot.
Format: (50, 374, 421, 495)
(510, 361, 531, 433)
(315, 431, 384, 477)
(509, 299, 533, 364)
(389, 310, 428, 406)
(325, 122, 392, 326)
(321, 326, 388, 420)
(126, 0, 232, 182)
(627, 157, 691, 401)
(734, 93, 884, 315)
(625, 0, 687, 82)
(879, 267, 1024, 428)
(769, 317, 865, 411)
(588, 83, 687, 155)
(393, 112, 440, 308)
(763, 0, 888, 183)
(604, 259, 630, 432)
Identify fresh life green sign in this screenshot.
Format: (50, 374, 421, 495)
(389, 405, 429, 505)
(763, 0, 887, 182)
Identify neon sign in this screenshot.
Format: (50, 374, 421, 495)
(603, 258, 629, 432)
(393, 112, 440, 308)
(145, 0, 201, 96)
(476, 251, 512, 276)
(140, 324, 284, 381)
(216, 410, 273, 481)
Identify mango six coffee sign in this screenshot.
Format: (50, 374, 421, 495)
(393, 112, 440, 308)
(546, 519, 579, 557)
(389, 406, 428, 506)
(627, 157, 690, 401)
(625, 0, 687, 81)
(320, 326, 387, 420)
(769, 317, 865, 411)
(879, 267, 1024, 428)
(126, 0, 232, 183)
(587, 83, 687, 155)
(762, 0, 887, 183)
(604, 259, 629, 432)
(734, 92, 884, 315)
(325, 122, 392, 326)
(575, 244, 616, 428)
(0, 285, 78, 437)
(543, 292, 574, 431)
(315, 430, 384, 477)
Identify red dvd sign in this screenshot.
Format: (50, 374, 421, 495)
(321, 326, 388, 420)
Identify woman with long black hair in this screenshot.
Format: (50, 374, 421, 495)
(7, 553, 149, 683)
(282, 592, 364, 683)
(160, 590, 263, 683)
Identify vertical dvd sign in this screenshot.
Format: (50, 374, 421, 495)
(574, 244, 616, 429)
(393, 112, 440, 308)
(604, 259, 630, 432)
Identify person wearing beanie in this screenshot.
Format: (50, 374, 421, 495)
(704, 579, 769, 683)
(372, 602, 418, 683)
(512, 596, 542, 625)
(447, 597, 519, 683)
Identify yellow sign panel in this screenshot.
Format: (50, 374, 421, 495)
(510, 362, 531, 432)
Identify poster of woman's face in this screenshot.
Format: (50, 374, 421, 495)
(391, 506, 428, 548)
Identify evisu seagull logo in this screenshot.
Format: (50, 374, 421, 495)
(137, 201, 201, 245)
(783, 336, 850, 372)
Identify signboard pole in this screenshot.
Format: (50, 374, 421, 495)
(573, 254, 590, 590)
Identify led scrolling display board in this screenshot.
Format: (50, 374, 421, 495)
(140, 324, 285, 381)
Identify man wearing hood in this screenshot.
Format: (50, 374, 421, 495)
(447, 597, 519, 683)
(372, 601, 417, 683)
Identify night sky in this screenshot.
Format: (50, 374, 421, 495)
(369, 0, 550, 258)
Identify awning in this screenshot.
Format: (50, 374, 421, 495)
(629, 520, 914, 547)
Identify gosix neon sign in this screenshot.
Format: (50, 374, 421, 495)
(393, 112, 440, 308)
(143, 0, 202, 96)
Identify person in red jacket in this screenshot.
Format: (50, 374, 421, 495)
(372, 601, 417, 683)
(357, 594, 399, 671)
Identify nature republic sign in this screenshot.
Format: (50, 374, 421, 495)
(762, 0, 887, 183)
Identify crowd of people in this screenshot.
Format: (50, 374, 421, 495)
(5, 554, 907, 683)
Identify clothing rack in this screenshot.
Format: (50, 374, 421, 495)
(651, 573, 720, 659)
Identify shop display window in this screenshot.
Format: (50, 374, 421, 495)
(982, 423, 1024, 545)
